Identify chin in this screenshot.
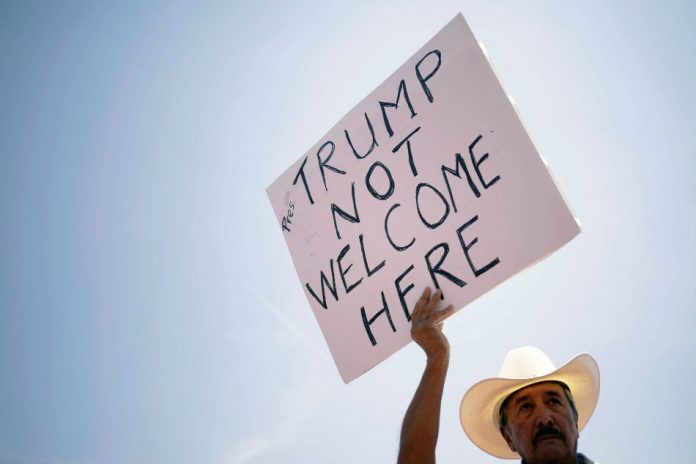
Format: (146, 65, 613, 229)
(534, 447, 571, 462)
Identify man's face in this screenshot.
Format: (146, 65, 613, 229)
(499, 382, 579, 463)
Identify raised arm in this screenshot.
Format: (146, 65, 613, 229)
(397, 287, 454, 464)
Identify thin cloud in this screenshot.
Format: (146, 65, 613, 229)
(242, 282, 330, 362)
(221, 367, 331, 464)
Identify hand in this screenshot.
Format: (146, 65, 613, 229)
(410, 287, 454, 359)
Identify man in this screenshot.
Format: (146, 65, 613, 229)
(397, 288, 600, 464)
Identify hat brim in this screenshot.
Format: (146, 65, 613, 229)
(459, 353, 600, 459)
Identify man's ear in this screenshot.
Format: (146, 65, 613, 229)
(499, 426, 516, 452)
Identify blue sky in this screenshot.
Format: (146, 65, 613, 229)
(1, 1, 694, 463)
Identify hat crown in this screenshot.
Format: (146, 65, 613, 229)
(498, 346, 557, 379)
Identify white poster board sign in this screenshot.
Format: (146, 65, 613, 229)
(266, 14, 580, 383)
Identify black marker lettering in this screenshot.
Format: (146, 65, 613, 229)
(330, 182, 360, 240)
(442, 152, 481, 212)
(415, 50, 442, 103)
(456, 215, 501, 277)
(359, 233, 385, 277)
(361, 291, 396, 347)
(317, 141, 346, 192)
(469, 134, 501, 189)
(292, 157, 314, 205)
(305, 259, 339, 310)
(425, 242, 467, 290)
(337, 244, 363, 294)
(392, 126, 421, 177)
(384, 203, 415, 252)
(415, 182, 450, 229)
(365, 161, 395, 201)
(379, 79, 417, 137)
(395, 264, 416, 321)
(345, 112, 379, 160)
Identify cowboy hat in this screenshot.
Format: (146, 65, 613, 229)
(459, 346, 600, 459)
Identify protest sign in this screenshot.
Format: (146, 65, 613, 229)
(266, 14, 580, 383)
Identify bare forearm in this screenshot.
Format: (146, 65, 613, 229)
(397, 351, 449, 464)
(398, 287, 454, 464)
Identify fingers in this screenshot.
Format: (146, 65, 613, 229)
(412, 287, 453, 324)
(424, 288, 442, 314)
(431, 304, 454, 325)
(411, 287, 430, 322)
(415, 287, 431, 311)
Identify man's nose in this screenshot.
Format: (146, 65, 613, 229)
(533, 406, 555, 427)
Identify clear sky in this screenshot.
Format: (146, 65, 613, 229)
(1, 1, 694, 463)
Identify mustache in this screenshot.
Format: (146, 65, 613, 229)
(533, 425, 564, 445)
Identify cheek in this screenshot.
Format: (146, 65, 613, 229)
(512, 423, 535, 449)
(562, 416, 579, 442)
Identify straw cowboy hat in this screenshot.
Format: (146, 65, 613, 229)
(459, 346, 600, 459)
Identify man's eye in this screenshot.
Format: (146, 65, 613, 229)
(519, 403, 532, 412)
(549, 397, 562, 405)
